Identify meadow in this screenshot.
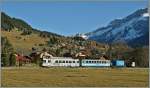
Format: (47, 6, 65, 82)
(1, 67, 149, 87)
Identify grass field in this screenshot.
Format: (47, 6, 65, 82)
(2, 67, 149, 87)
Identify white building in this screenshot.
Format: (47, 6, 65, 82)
(75, 33, 88, 40)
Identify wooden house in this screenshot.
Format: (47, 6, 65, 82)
(15, 54, 31, 66)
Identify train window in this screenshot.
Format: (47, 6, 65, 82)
(48, 60, 51, 63)
(92, 61, 94, 63)
(94, 61, 97, 63)
(69, 61, 72, 63)
(55, 60, 58, 63)
(86, 61, 88, 63)
(102, 61, 106, 64)
(89, 61, 91, 63)
(63, 61, 65, 63)
(73, 61, 75, 63)
(77, 61, 79, 63)
(66, 61, 68, 63)
(59, 60, 62, 63)
(43, 60, 46, 63)
(97, 61, 99, 63)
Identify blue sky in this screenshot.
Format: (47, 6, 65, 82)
(2, 1, 148, 36)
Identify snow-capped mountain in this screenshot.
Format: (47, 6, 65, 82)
(86, 8, 149, 47)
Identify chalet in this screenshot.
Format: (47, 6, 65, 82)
(100, 55, 109, 60)
(75, 33, 88, 40)
(75, 51, 87, 59)
(40, 51, 53, 59)
(15, 54, 31, 66)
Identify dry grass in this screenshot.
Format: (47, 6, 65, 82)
(1, 67, 149, 87)
(1, 30, 49, 52)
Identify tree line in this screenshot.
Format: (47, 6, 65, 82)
(1, 37, 16, 66)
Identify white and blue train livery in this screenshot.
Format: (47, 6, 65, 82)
(81, 59, 111, 67)
(42, 57, 111, 67)
(111, 60, 125, 67)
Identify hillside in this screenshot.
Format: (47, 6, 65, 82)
(86, 8, 149, 47)
(1, 12, 111, 57)
(1, 30, 49, 54)
(1, 12, 65, 55)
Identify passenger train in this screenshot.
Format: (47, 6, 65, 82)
(42, 57, 125, 67)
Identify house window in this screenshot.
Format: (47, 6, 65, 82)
(43, 60, 46, 63)
(48, 60, 51, 63)
(46, 56, 50, 59)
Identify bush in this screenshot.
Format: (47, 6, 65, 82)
(1, 53, 9, 66)
(21, 30, 32, 35)
(39, 44, 44, 46)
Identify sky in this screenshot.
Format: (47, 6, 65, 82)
(2, 0, 148, 36)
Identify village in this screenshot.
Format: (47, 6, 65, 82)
(10, 34, 135, 68)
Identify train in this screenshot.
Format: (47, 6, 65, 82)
(42, 57, 125, 67)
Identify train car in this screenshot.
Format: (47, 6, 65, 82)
(42, 57, 125, 68)
(42, 57, 80, 67)
(81, 59, 111, 67)
(111, 60, 125, 67)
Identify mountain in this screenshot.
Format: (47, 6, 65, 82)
(1, 12, 66, 54)
(86, 8, 149, 47)
(1, 12, 62, 37)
